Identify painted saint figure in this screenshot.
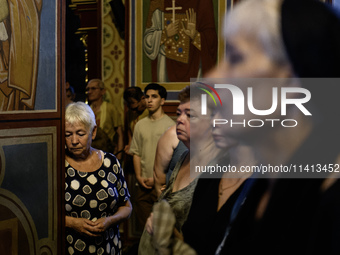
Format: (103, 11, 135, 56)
(144, 0, 217, 82)
(0, 0, 42, 111)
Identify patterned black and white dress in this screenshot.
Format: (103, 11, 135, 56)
(65, 152, 130, 255)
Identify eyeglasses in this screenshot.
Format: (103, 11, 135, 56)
(85, 87, 101, 92)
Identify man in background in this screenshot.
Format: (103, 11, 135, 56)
(123, 87, 149, 154)
(86, 78, 123, 159)
(129, 83, 175, 231)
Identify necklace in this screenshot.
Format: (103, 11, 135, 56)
(218, 179, 241, 197)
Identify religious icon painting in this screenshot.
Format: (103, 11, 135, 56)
(0, 0, 59, 116)
(127, 0, 234, 99)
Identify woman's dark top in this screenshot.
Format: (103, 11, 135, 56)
(221, 125, 340, 255)
(182, 175, 244, 255)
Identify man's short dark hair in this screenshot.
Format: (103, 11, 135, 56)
(144, 83, 167, 100)
(123, 87, 144, 102)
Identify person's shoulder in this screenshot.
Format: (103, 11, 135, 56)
(135, 116, 149, 126)
(164, 124, 177, 136)
(158, 124, 178, 147)
(103, 151, 120, 165)
(104, 101, 118, 110)
(132, 117, 150, 133)
(103, 150, 115, 159)
(160, 124, 177, 141)
(162, 114, 175, 123)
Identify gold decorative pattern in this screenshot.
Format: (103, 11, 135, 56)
(102, 2, 125, 124)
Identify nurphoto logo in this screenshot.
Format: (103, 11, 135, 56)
(197, 81, 312, 128)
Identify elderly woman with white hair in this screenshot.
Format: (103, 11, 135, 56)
(64, 102, 132, 255)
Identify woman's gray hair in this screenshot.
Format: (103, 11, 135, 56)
(88, 78, 105, 89)
(65, 102, 96, 132)
(224, 0, 289, 67)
